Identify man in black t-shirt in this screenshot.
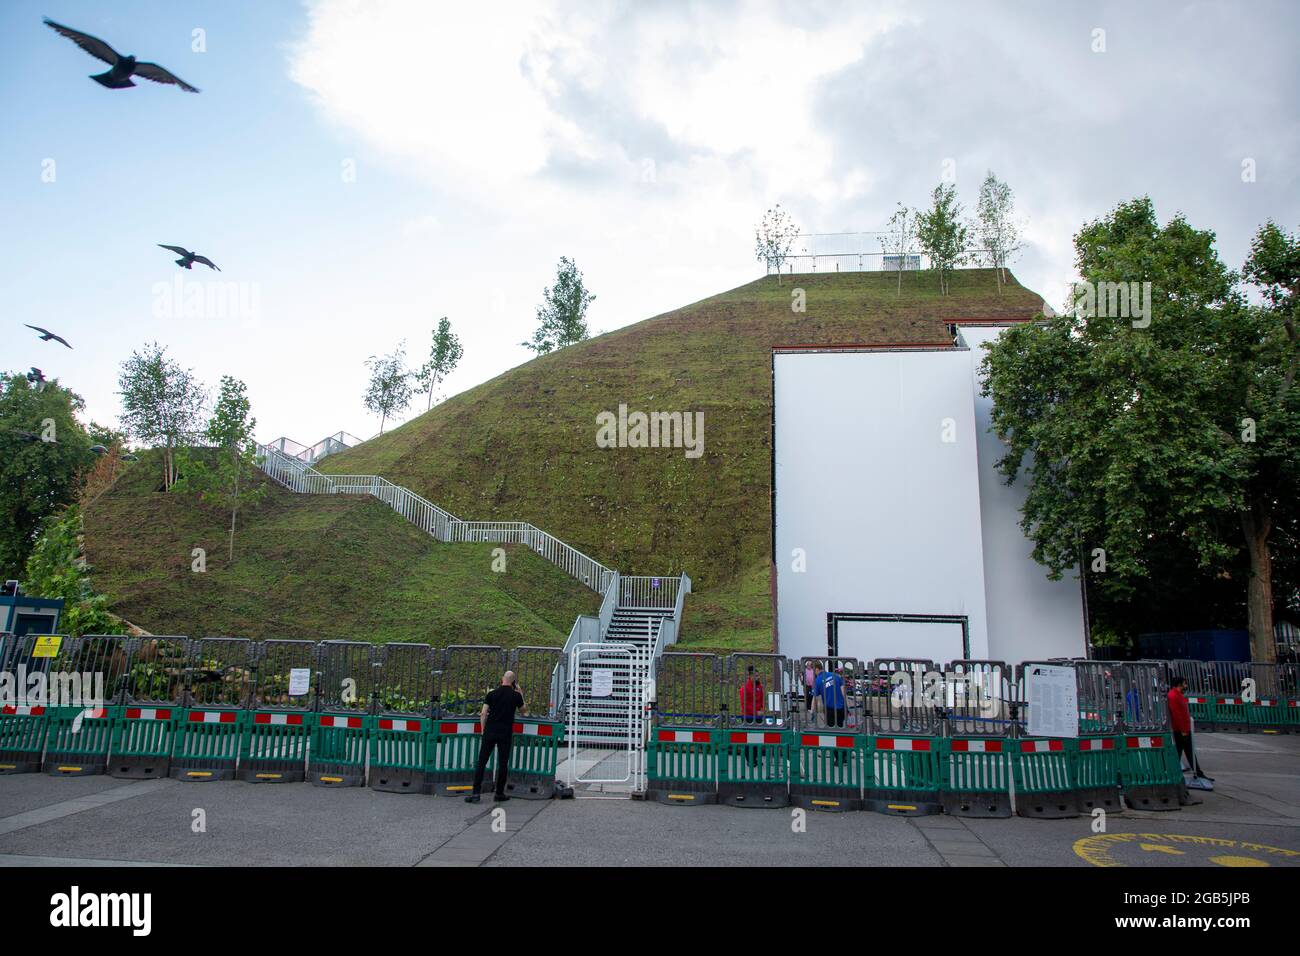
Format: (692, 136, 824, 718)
(466, 670, 527, 803)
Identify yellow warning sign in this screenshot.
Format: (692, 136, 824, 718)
(1074, 833, 1300, 867)
(32, 636, 63, 658)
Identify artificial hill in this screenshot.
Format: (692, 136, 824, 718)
(317, 268, 1046, 650)
(82, 450, 601, 644)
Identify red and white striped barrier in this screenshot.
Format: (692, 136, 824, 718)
(317, 715, 363, 729)
(124, 708, 172, 720)
(729, 731, 783, 745)
(252, 713, 305, 726)
(949, 739, 1003, 753)
(658, 729, 712, 744)
(377, 718, 424, 732)
(1019, 739, 1066, 753)
(1218, 697, 1243, 706)
(187, 710, 238, 724)
(875, 737, 932, 752)
(514, 722, 555, 737)
(1078, 737, 1116, 751)
(1125, 735, 1165, 749)
(1, 705, 45, 716)
(438, 721, 481, 735)
(801, 734, 855, 749)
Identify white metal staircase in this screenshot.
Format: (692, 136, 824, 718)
(254, 442, 689, 791)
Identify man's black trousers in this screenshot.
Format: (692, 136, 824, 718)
(472, 732, 513, 797)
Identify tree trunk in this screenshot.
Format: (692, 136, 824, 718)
(228, 449, 239, 564)
(1241, 504, 1276, 662)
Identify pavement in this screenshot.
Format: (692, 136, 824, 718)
(0, 731, 1296, 867)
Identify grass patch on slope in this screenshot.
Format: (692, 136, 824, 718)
(83, 451, 601, 645)
(319, 268, 1045, 651)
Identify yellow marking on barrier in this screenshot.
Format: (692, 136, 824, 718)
(319, 776, 343, 783)
(1074, 833, 1300, 868)
(887, 804, 917, 811)
(667, 794, 695, 801)
(186, 771, 213, 778)
(57, 766, 83, 773)
(0, 764, 15, 770)
(445, 785, 473, 792)
(256, 773, 282, 779)
(812, 800, 841, 807)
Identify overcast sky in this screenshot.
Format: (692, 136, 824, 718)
(3, 0, 1297, 443)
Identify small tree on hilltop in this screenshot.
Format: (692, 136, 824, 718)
(118, 343, 206, 490)
(523, 257, 595, 354)
(917, 183, 970, 296)
(755, 204, 800, 284)
(363, 342, 413, 433)
(880, 202, 918, 296)
(975, 170, 1024, 293)
(415, 317, 464, 411)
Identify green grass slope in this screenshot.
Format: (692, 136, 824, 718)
(82, 452, 601, 645)
(320, 269, 1045, 650)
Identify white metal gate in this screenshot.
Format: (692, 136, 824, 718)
(566, 642, 649, 790)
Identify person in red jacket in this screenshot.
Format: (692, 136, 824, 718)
(1167, 676, 1198, 776)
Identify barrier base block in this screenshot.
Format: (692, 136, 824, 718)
(369, 767, 430, 795)
(237, 764, 305, 784)
(1016, 789, 1079, 819)
(504, 771, 556, 800)
(941, 791, 1011, 818)
(791, 790, 862, 813)
(169, 760, 236, 782)
(865, 790, 941, 816)
(428, 773, 476, 798)
(718, 781, 789, 808)
(1123, 784, 1182, 812)
(308, 763, 365, 788)
(1075, 786, 1123, 814)
(647, 782, 718, 806)
(0, 755, 42, 775)
(43, 756, 107, 777)
(109, 755, 170, 779)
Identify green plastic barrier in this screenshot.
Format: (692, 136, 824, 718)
(1072, 735, 1122, 812)
(1213, 695, 1251, 731)
(109, 706, 178, 778)
(647, 727, 721, 806)
(43, 705, 115, 776)
(790, 731, 864, 813)
(939, 737, 1010, 818)
(427, 719, 482, 796)
(1012, 738, 1078, 818)
(369, 715, 433, 794)
(308, 713, 369, 787)
(864, 734, 941, 816)
(0, 704, 50, 775)
(171, 708, 245, 781)
(503, 719, 565, 800)
(718, 726, 791, 808)
(1120, 733, 1183, 811)
(1246, 699, 1287, 732)
(238, 711, 313, 783)
(1185, 694, 1216, 730)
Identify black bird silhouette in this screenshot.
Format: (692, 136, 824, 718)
(44, 18, 200, 92)
(158, 245, 220, 271)
(26, 325, 72, 348)
(26, 367, 46, 385)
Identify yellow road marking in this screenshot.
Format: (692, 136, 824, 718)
(1075, 833, 1300, 867)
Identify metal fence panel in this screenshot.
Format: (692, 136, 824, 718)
(723, 654, 789, 728)
(123, 637, 191, 706)
(510, 646, 562, 720)
(252, 640, 317, 711)
(944, 660, 1013, 737)
(438, 646, 507, 717)
(187, 638, 254, 709)
(375, 643, 435, 717)
(867, 658, 942, 735)
(315, 641, 377, 714)
(653, 653, 722, 727)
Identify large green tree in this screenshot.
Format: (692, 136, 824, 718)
(982, 198, 1299, 660)
(917, 182, 969, 295)
(0, 373, 94, 579)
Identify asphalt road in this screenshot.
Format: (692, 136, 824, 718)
(0, 731, 1296, 867)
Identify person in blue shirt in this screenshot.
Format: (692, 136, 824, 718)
(815, 666, 847, 729)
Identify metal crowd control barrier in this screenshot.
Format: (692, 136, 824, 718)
(171, 638, 252, 781)
(238, 640, 316, 783)
(42, 635, 130, 776)
(1012, 662, 1083, 818)
(309, 641, 374, 787)
(647, 653, 722, 805)
(1120, 733, 1183, 810)
(790, 657, 864, 812)
(501, 647, 564, 799)
(110, 636, 187, 778)
(862, 659, 942, 815)
(939, 661, 1012, 817)
(370, 643, 435, 794)
(0, 634, 55, 774)
(428, 645, 506, 797)
(718, 654, 790, 807)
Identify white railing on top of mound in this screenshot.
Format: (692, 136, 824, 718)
(255, 443, 615, 594)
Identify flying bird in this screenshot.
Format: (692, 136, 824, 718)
(43, 18, 200, 92)
(26, 325, 72, 348)
(27, 368, 46, 385)
(158, 245, 220, 271)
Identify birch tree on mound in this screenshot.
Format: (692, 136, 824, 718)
(522, 257, 595, 354)
(881, 202, 918, 296)
(415, 317, 464, 411)
(917, 183, 969, 296)
(974, 171, 1024, 293)
(363, 342, 414, 434)
(118, 342, 206, 491)
(754, 204, 799, 284)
